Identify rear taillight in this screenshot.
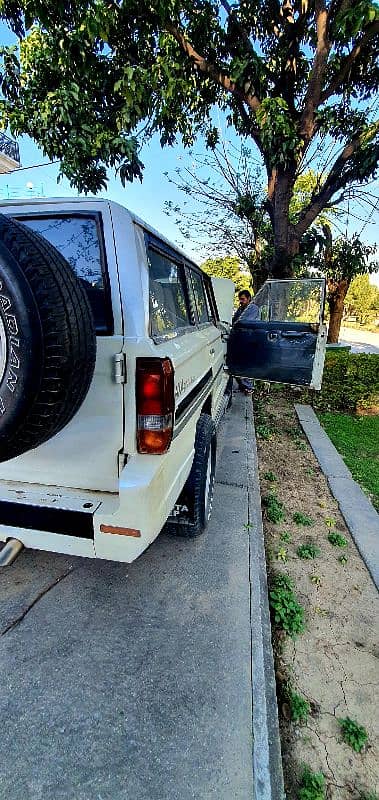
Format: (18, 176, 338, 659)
(136, 358, 174, 454)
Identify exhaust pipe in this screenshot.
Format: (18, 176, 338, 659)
(0, 539, 24, 567)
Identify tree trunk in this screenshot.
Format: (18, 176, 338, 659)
(327, 278, 350, 343)
(269, 167, 298, 279)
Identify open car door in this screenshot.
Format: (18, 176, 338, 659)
(227, 279, 327, 390)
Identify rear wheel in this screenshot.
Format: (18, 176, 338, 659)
(168, 413, 217, 538)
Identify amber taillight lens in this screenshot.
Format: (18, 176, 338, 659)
(136, 358, 174, 454)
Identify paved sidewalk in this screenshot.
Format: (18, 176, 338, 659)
(296, 404, 379, 591)
(0, 395, 264, 800)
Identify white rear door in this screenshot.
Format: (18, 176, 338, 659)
(0, 200, 125, 492)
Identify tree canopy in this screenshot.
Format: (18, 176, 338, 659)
(0, 1, 378, 275)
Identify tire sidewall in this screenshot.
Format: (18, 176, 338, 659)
(202, 430, 216, 526)
(0, 244, 43, 442)
(193, 416, 216, 530)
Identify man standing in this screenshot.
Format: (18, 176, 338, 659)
(232, 290, 255, 395)
(232, 289, 252, 325)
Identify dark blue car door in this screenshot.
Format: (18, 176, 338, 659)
(227, 279, 327, 388)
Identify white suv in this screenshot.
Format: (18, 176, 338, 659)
(0, 198, 326, 563)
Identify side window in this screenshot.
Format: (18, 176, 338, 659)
(204, 278, 218, 323)
(148, 248, 191, 337)
(19, 214, 111, 333)
(190, 270, 210, 324)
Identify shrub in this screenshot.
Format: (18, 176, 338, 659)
(262, 493, 285, 523)
(328, 531, 348, 548)
(297, 543, 320, 559)
(289, 691, 310, 724)
(287, 352, 379, 413)
(298, 765, 326, 800)
(339, 717, 368, 752)
(269, 573, 305, 637)
(293, 512, 314, 526)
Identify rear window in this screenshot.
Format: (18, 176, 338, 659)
(18, 214, 111, 333)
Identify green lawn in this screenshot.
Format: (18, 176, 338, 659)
(319, 413, 379, 512)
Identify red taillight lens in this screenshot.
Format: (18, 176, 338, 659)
(136, 358, 174, 454)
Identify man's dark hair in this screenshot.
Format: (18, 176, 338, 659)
(238, 290, 251, 301)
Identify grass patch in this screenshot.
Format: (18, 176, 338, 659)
(319, 413, 379, 511)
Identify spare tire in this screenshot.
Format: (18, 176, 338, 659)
(0, 214, 96, 463)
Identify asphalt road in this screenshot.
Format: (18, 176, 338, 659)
(0, 407, 254, 800)
(339, 326, 379, 354)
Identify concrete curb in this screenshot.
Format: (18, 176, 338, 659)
(244, 396, 285, 800)
(295, 404, 379, 591)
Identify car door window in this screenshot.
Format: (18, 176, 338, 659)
(247, 280, 324, 324)
(190, 270, 209, 324)
(148, 248, 191, 337)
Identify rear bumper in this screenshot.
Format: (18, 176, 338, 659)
(0, 426, 196, 562)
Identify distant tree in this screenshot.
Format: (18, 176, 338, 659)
(310, 232, 378, 342)
(0, 1, 378, 276)
(200, 254, 252, 295)
(344, 274, 379, 325)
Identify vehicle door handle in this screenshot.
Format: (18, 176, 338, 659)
(210, 347, 215, 355)
(281, 331, 306, 338)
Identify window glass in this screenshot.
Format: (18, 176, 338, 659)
(190, 270, 209, 324)
(148, 248, 190, 337)
(204, 278, 217, 322)
(250, 279, 324, 323)
(19, 215, 110, 332)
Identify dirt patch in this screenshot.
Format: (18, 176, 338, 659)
(254, 390, 379, 799)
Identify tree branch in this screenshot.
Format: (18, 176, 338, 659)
(300, 1, 330, 141)
(294, 132, 367, 236)
(320, 20, 379, 103)
(165, 22, 260, 113)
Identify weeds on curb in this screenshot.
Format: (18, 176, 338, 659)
(328, 531, 348, 548)
(288, 690, 310, 724)
(263, 470, 277, 482)
(298, 765, 325, 800)
(293, 512, 314, 526)
(269, 573, 305, 638)
(324, 517, 336, 528)
(305, 467, 315, 476)
(338, 554, 348, 565)
(339, 717, 368, 753)
(276, 548, 288, 562)
(262, 493, 285, 523)
(309, 575, 322, 586)
(297, 543, 320, 560)
(280, 531, 292, 543)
